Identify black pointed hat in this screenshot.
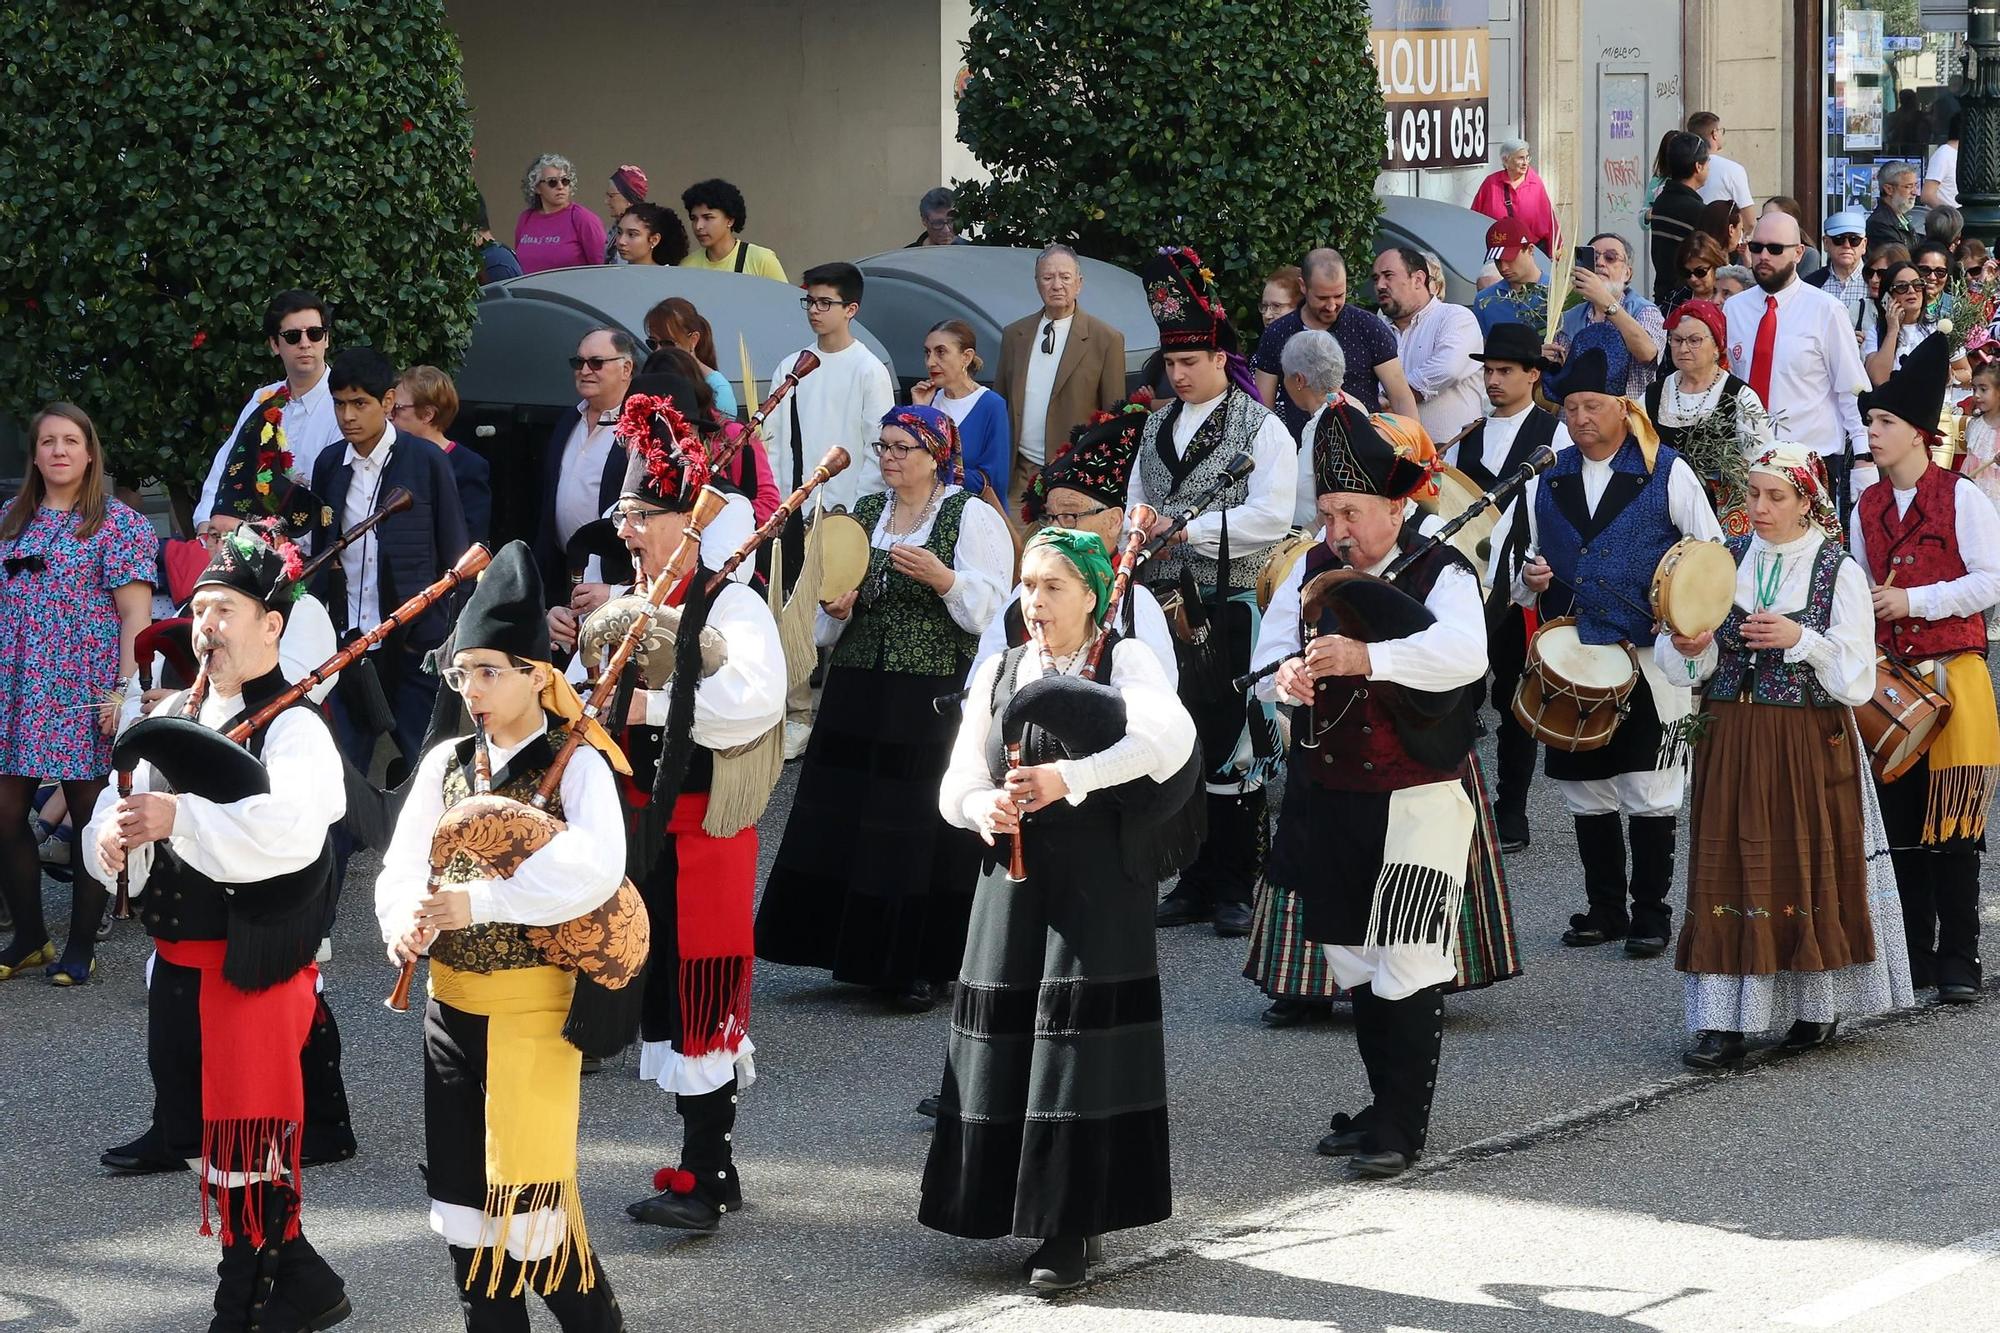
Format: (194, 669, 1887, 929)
(615, 392, 712, 512)
(191, 525, 305, 623)
(1021, 390, 1156, 522)
(1313, 406, 1433, 502)
(454, 540, 549, 663)
(1859, 331, 1951, 435)
(1142, 246, 1235, 354)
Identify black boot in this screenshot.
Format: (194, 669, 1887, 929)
(449, 1245, 531, 1333)
(1889, 848, 1938, 989)
(1563, 813, 1629, 945)
(301, 994, 357, 1166)
(1156, 806, 1219, 926)
(1624, 815, 1677, 957)
(536, 1260, 625, 1332)
(1318, 983, 1387, 1156)
(1347, 986, 1444, 1179)
(1208, 789, 1267, 937)
(209, 1185, 350, 1332)
(1932, 848, 1984, 999)
(1493, 711, 1537, 851)
(101, 1122, 186, 1174)
(626, 1079, 740, 1230)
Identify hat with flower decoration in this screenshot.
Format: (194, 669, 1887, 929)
(1021, 388, 1156, 522)
(1142, 245, 1236, 354)
(616, 392, 712, 512)
(191, 523, 308, 623)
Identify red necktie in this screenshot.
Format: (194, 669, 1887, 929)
(1748, 294, 1778, 406)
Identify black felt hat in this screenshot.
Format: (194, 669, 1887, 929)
(1022, 393, 1154, 522)
(1859, 331, 1951, 435)
(453, 540, 549, 662)
(214, 428, 330, 541)
(191, 526, 304, 624)
(1470, 322, 1557, 372)
(1313, 406, 1432, 502)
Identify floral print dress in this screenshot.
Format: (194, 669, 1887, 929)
(0, 501, 158, 778)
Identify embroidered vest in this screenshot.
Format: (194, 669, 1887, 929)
(1135, 388, 1271, 591)
(1706, 535, 1845, 708)
(1289, 531, 1476, 793)
(831, 489, 978, 676)
(1454, 406, 1559, 491)
(1858, 465, 1988, 660)
(1534, 438, 1683, 645)
(427, 728, 571, 974)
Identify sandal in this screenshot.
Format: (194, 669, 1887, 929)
(45, 955, 95, 987)
(0, 940, 55, 980)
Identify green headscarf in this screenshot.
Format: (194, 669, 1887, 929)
(1025, 527, 1114, 620)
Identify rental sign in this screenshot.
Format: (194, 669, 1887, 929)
(1370, 0, 1490, 171)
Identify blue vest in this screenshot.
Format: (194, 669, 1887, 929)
(1535, 439, 1682, 646)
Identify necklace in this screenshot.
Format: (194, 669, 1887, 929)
(860, 481, 946, 606)
(1668, 371, 1724, 422)
(1753, 548, 1783, 613)
(1039, 634, 1095, 678)
(884, 480, 943, 537)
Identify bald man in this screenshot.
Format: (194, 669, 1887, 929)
(1722, 211, 1872, 518)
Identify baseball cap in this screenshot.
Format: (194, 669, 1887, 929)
(1824, 209, 1867, 241)
(1484, 218, 1537, 263)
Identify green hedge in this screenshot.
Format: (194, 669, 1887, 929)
(0, 2, 482, 512)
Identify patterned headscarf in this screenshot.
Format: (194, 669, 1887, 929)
(881, 405, 961, 482)
(1025, 527, 1114, 619)
(1747, 442, 1843, 543)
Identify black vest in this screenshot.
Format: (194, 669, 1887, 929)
(1454, 406, 1559, 491)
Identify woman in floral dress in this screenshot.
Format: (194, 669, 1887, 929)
(0, 404, 157, 984)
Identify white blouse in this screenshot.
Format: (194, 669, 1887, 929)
(1652, 526, 1875, 706)
(814, 485, 1014, 647)
(971, 581, 1179, 692)
(939, 637, 1195, 830)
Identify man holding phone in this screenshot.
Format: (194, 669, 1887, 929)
(1543, 234, 1664, 399)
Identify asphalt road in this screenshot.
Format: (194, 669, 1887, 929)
(1, 730, 1996, 1332)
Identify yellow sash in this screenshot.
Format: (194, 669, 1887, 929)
(1924, 653, 2000, 843)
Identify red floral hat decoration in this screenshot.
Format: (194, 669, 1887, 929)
(616, 393, 712, 511)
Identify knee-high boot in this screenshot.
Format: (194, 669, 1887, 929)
(449, 1245, 530, 1333)
(1349, 985, 1445, 1173)
(1889, 848, 1939, 989)
(301, 994, 356, 1165)
(1932, 848, 1984, 991)
(1564, 813, 1629, 943)
(536, 1260, 625, 1333)
(210, 1185, 348, 1333)
(626, 1078, 741, 1231)
(1626, 815, 1677, 946)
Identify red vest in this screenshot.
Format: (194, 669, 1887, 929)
(1858, 464, 1987, 660)
(1295, 538, 1468, 794)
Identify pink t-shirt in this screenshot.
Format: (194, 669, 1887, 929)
(514, 204, 607, 275)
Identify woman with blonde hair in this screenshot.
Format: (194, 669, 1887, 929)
(0, 403, 157, 984)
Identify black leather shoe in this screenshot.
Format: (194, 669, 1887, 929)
(1781, 1019, 1839, 1049)
(1561, 912, 1626, 947)
(1624, 935, 1668, 958)
(1937, 983, 1981, 1005)
(1348, 1148, 1414, 1179)
(1025, 1235, 1089, 1293)
(101, 1128, 186, 1175)
(1317, 1108, 1374, 1156)
(1496, 812, 1530, 852)
(1262, 998, 1331, 1028)
(1212, 902, 1253, 937)
(1683, 1030, 1746, 1070)
(626, 1189, 720, 1231)
(1155, 889, 1210, 927)
(893, 980, 936, 1013)
(916, 1095, 940, 1119)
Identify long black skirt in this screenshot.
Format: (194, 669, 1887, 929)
(919, 808, 1172, 1240)
(755, 666, 982, 989)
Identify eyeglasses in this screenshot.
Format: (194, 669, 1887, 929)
(800, 296, 850, 313)
(1829, 234, 1865, 246)
(1258, 301, 1293, 317)
(1685, 267, 1712, 280)
(1667, 333, 1712, 349)
(1041, 322, 1056, 353)
(1745, 242, 1796, 256)
(645, 336, 665, 352)
(1041, 506, 1109, 530)
(569, 355, 631, 372)
(1916, 265, 1950, 279)
(278, 326, 328, 345)
(1589, 248, 1625, 265)
(611, 505, 672, 529)
(1888, 279, 1923, 295)
(539, 176, 572, 189)
(871, 440, 925, 459)
(442, 663, 536, 692)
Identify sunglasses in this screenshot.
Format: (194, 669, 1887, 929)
(1865, 267, 1893, 280)
(1745, 242, 1796, 256)
(568, 354, 630, 371)
(1888, 279, 1923, 294)
(1686, 266, 1712, 280)
(3, 555, 46, 578)
(1829, 234, 1865, 246)
(1916, 265, 1950, 278)
(278, 326, 328, 345)
(539, 176, 572, 188)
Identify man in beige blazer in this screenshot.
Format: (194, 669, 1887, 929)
(996, 244, 1128, 513)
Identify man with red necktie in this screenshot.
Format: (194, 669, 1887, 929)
(1723, 211, 1872, 520)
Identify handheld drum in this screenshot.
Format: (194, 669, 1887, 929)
(1649, 538, 1736, 638)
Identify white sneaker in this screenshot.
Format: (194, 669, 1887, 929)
(783, 720, 813, 761)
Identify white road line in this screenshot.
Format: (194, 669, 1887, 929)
(1773, 1226, 2000, 1328)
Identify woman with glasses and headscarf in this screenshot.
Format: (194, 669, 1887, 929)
(755, 406, 1013, 1012)
(514, 152, 607, 276)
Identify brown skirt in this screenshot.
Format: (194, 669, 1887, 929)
(1676, 699, 1876, 977)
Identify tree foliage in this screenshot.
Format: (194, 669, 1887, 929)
(952, 0, 1384, 324)
(0, 2, 482, 508)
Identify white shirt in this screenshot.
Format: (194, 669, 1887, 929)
(972, 582, 1179, 692)
(813, 485, 1015, 647)
(932, 382, 992, 432)
(1654, 526, 1874, 704)
(338, 428, 395, 636)
(1249, 518, 1488, 703)
(940, 637, 1195, 829)
(1490, 452, 1725, 599)
(196, 372, 341, 525)
(1722, 276, 1869, 461)
(1651, 372, 1765, 430)
(1450, 401, 1575, 479)
(84, 683, 345, 893)
(1393, 297, 1485, 445)
(374, 721, 627, 945)
(1849, 471, 2000, 623)
(1124, 392, 1299, 556)
(1018, 314, 1074, 466)
(555, 403, 620, 552)
(763, 341, 895, 512)
(1698, 152, 1753, 209)
(1927, 142, 1960, 208)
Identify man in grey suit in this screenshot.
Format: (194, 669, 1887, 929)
(996, 244, 1128, 513)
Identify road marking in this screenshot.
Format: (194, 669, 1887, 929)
(1773, 1227, 2000, 1328)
